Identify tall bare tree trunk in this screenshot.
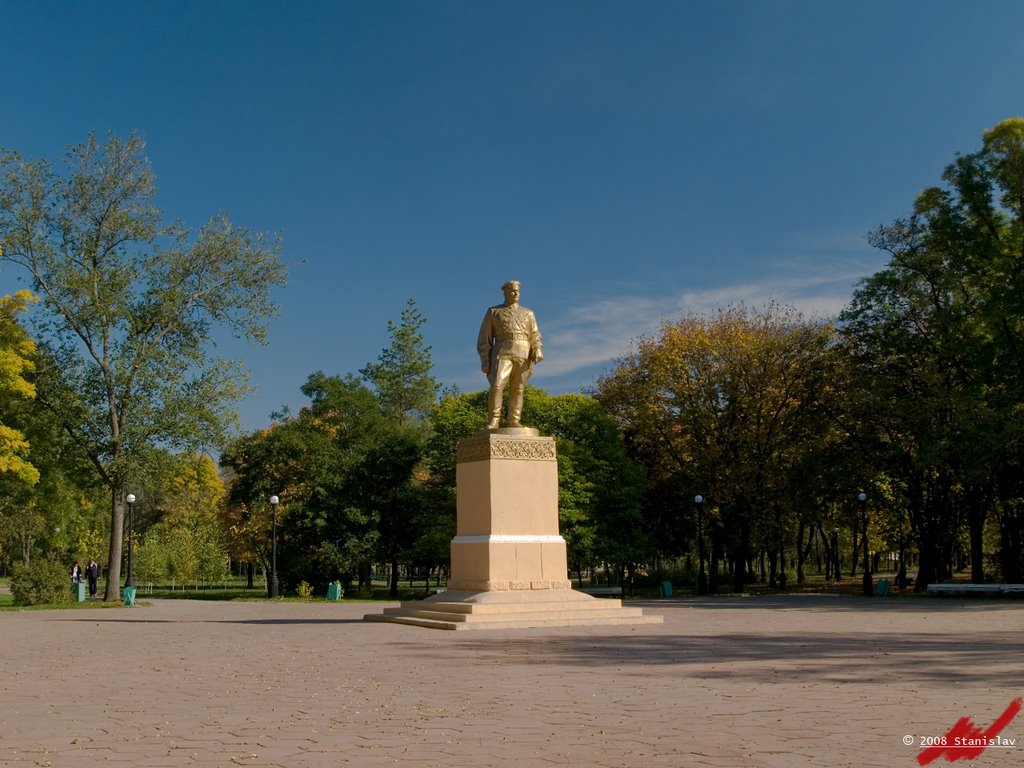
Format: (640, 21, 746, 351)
(104, 490, 126, 601)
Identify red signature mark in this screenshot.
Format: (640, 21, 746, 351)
(917, 697, 1022, 765)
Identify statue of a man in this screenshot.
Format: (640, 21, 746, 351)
(477, 280, 543, 429)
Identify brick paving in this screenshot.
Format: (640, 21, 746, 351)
(1, 594, 1022, 767)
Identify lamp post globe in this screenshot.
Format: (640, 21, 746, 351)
(125, 493, 136, 588)
(694, 495, 708, 596)
(269, 495, 280, 599)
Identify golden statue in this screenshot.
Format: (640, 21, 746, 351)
(477, 280, 543, 429)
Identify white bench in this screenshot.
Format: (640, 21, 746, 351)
(928, 583, 1024, 593)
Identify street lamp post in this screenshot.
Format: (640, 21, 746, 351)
(269, 495, 279, 599)
(125, 493, 136, 588)
(897, 511, 908, 589)
(695, 495, 709, 595)
(832, 527, 841, 582)
(859, 492, 872, 596)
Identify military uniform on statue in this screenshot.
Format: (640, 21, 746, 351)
(365, 282, 662, 629)
(477, 280, 542, 430)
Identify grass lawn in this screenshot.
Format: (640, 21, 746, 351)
(1, 569, 979, 610)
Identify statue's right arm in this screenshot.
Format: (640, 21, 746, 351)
(477, 310, 493, 375)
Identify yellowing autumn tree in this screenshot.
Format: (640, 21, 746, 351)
(597, 304, 845, 591)
(0, 289, 39, 485)
(160, 452, 226, 528)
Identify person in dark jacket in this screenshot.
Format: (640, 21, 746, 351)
(86, 559, 100, 598)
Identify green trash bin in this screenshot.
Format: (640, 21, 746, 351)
(326, 583, 343, 601)
(660, 580, 673, 597)
(73, 581, 86, 602)
(122, 586, 137, 606)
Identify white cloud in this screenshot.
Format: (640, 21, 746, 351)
(539, 263, 876, 379)
(539, 295, 675, 377)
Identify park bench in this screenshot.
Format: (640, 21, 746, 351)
(928, 583, 1024, 594)
(578, 586, 623, 597)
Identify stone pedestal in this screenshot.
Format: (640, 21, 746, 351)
(448, 428, 570, 592)
(366, 429, 662, 630)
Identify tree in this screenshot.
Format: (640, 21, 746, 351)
(0, 132, 286, 599)
(840, 118, 1024, 585)
(128, 451, 228, 589)
(148, 452, 226, 529)
(360, 300, 439, 596)
(0, 289, 39, 486)
(1, 338, 106, 571)
(597, 304, 844, 592)
(219, 418, 314, 590)
(221, 373, 417, 596)
(360, 298, 439, 427)
(0, 288, 42, 570)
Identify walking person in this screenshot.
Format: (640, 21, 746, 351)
(87, 559, 99, 598)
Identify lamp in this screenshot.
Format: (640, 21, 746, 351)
(125, 493, 136, 588)
(695, 495, 708, 596)
(269, 495, 280, 599)
(858, 492, 872, 596)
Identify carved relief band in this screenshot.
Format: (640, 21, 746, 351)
(457, 432, 557, 464)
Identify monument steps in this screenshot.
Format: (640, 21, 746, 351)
(364, 612, 661, 631)
(365, 588, 663, 630)
(376, 604, 648, 622)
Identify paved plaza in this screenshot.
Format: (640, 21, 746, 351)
(1, 594, 1022, 767)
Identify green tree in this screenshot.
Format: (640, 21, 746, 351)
(841, 118, 1024, 585)
(221, 373, 415, 596)
(0, 132, 286, 599)
(360, 298, 439, 426)
(136, 518, 227, 590)
(128, 451, 228, 589)
(597, 305, 843, 592)
(1, 344, 105, 571)
(524, 389, 647, 591)
(360, 300, 439, 596)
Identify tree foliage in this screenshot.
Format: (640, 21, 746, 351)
(597, 304, 844, 590)
(0, 290, 39, 485)
(0, 132, 286, 598)
(359, 300, 439, 595)
(222, 372, 421, 595)
(841, 117, 1024, 585)
(360, 298, 439, 426)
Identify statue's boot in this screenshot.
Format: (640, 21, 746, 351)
(507, 387, 525, 428)
(486, 388, 503, 429)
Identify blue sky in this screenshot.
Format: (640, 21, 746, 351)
(3, 1, 1023, 433)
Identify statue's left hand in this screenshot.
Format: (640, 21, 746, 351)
(531, 349, 543, 364)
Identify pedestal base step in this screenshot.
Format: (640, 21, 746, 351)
(363, 589, 664, 631)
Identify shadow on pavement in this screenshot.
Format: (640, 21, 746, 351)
(635, 594, 1024, 613)
(421, 630, 1024, 687)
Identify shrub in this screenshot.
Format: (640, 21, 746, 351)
(10, 560, 74, 606)
(296, 580, 313, 600)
